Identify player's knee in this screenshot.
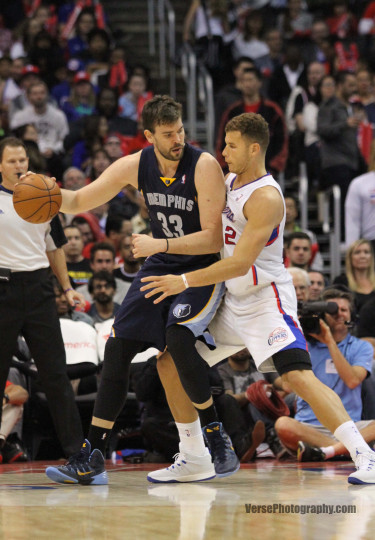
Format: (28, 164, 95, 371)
(275, 416, 294, 437)
(166, 324, 195, 366)
(156, 351, 177, 380)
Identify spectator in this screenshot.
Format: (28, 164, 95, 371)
(95, 87, 137, 136)
(70, 212, 107, 260)
(345, 142, 375, 250)
(71, 115, 109, 170)
(118, 72, 153, 123)
(96, 46, 130, 93)
(62, 167, 88, 191)
(285, 60, 325, 179)
(67, 7, 97, 59)
(276, 0, 313, 41)
(218, 348, 289, 459)
(61, 71, 96, 123)
(86, 148, 111, 182)
(9, 17, 43, 60)
(214, 56, 255, 137)
(302, 74, 336, 186)
(62, 225, 92, 288)
(255, 28, 284, 82)
(114, 234, 141, 284)
(0, 56, 22, 124)
(317, 70, 365, 238)
(183, 0, 233, 89)
(104, 133, 125, 162)
(287, 267, 310, 302)
(0, 15, 13, 57)
(51, 58, 83, 109)
(87, 270, 120, 323)
(10, 81, 69, 181)
(355, 69, 375, 133)
(284, 197, 323, 271)
(52, 275, 93, 325)
(28, 30, 63, 86)
(275, 288, 375, 462)
(80, 28, 111, 83)
(326, 0, 357, 40)
(76, 241, 130, 304)
(268, 41, 307, 111)
(231, 10, 269, 61)
(334, 239, 375, 314)
(302, 19, 330, 64)
(308, 270, 326, 301)
(284, 231, 314, 272)
(1, 378, 28, 463)
(8, 64, 42, 121)
(105, 215, 133, 260)
(12, 123, 47, 174)
(215, 66, 288, 177)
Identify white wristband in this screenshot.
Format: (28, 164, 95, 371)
(181, 274, 189, 289)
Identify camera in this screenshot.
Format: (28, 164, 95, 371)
(298, 301, 338, 335)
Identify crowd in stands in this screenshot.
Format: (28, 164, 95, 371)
(2, 0, 375, 464)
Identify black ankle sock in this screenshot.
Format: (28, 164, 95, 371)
(197, 403, 219, 428)
(87, 425, 111, 454)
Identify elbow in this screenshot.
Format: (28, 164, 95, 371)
(346, 378, 361, 390)
(237, 261, 251, 277)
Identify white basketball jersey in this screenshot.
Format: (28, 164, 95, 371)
(222, 172, 292, 297)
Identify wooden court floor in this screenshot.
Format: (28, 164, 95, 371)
(1, 459, 375, 540)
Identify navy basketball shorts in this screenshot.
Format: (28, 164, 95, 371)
(111, 256, 225, 351)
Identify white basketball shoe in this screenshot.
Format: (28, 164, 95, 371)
(348, 451, 375, 484)
(147, 447, 215, 483)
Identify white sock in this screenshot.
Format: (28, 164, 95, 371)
(321, 445, 335, 459)
(176, 419, 206, 457)
(334, 421, 372, 461)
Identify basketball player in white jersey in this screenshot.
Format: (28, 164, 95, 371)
(140, 113, 375, 485)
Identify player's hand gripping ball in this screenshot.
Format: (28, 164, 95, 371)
(13, 173, 62, 224)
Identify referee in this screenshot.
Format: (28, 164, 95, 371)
(0, 137, 83, 457)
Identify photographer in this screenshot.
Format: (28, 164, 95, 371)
(275, 288, 375, 461)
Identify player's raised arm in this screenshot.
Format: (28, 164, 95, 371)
(60, 151, 141, 215)
(141, 186, 284, 301)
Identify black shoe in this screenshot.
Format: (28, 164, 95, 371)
(45, 440, 108, 485)
(203, 422, 240, 477)
(297, 441, 325, 462)
(266, 428, 293, 461)
(238, 421, 266, 463)
(2, 439, 28, 463)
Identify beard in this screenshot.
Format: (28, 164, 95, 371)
(158, 144, 185, 162)
(94, 293, 112, 304)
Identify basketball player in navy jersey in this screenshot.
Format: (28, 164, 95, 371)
(140, 112, 375, 485)
(45, 95, 240, 485)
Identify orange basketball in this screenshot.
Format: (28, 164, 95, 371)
(13, 173, 62, 224)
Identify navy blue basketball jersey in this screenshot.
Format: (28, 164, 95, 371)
(138, 143, 218, 267)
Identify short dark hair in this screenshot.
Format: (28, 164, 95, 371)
(0, 137, 27, 162)
(286, 231, 312, 248)
(90, 241, 116, 262)
(105, 215, 125, 237)
(335, 70, 354, 86)
(225, 113, 269, 153)
(233, 56, 255, 69)
(142, 95, 182, 133)
(322, 287, 354, 312)
(242, 66, 262, 80)
(88, 270, 116, 294)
